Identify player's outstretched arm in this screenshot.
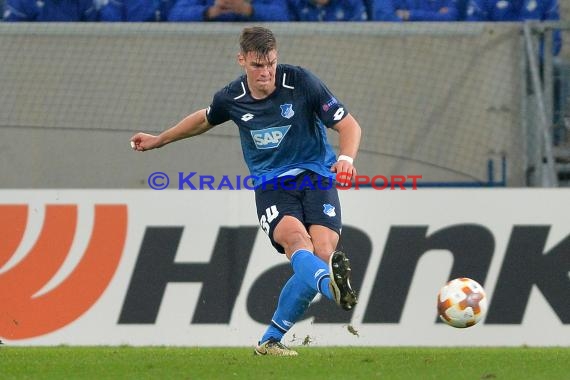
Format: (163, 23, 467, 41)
(330, 113, 362, 181)
(130, 108, 213, 151)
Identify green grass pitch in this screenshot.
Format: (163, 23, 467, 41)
(1, 346, 569, 380)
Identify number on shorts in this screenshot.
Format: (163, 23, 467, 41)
(260, 205, 279, 235)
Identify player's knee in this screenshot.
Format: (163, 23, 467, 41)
(308, 225, 339, 259)
(312, 241, 336, 262)
(275, 229, 312, 254)
(284, 229, 312, 248)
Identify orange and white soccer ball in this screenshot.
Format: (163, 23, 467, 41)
(437, 277, 488, 328)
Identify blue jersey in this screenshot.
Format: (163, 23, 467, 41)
(467, 0, 558, 21)
(374, 0, 459, 21)
(99, 0, 174, 21)
(168, 0, 289, 21)
(466, 0, 561, 55)
(288, 0, 368, 21)
(3, 0, 97, 21)
(205, 64, 347, 186)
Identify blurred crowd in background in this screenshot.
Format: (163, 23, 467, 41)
(0, 0, 562, 40)
(0, 0, 563, 59)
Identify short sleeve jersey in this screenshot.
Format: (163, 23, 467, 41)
(206, 64, 348, 185)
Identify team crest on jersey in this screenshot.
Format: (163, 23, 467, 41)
(251, 125, 291, 149)
(323, 204, 336, 217)
(280, 104, 295, 119)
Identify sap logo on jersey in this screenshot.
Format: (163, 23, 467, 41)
(251, 125, 291, 149)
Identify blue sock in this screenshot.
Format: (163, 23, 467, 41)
(259, 274, 317, 343)
(290, 249, 333, 300)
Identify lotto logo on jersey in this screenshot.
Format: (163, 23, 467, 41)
(251, 125, 291, 149)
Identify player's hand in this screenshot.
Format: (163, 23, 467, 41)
(330, 159, 357, 187)
(130, 133, 161, 152)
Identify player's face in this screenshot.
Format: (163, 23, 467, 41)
(239, 49, 278, 99)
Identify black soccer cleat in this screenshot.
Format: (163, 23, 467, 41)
(328, 250, 358, 311)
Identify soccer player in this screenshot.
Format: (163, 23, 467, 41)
(130, 26, 361, 356)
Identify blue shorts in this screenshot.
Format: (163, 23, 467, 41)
(254, 171, 342, 254)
